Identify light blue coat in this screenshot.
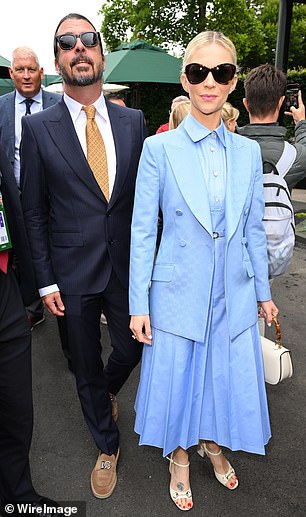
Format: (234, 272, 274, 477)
(129, 115, 271, 342)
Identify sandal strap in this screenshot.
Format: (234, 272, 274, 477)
(166, 455, 190, 468)
(202, 443, 222, 456)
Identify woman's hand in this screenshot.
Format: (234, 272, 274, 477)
(258, 300, 279, 326)
(130, 315, 152, 345)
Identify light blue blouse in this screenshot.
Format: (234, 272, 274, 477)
(184, 114, 227, 209)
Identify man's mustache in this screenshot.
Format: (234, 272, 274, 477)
(70, 54, 94, 67)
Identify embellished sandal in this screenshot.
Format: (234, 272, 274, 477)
(166, 453, 193, 511)
(197, 442, 239, 490)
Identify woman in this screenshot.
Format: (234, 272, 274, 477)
(169, 99, 191, 130)
(221, 101, 240, 132)
(129, 31, 278, 512)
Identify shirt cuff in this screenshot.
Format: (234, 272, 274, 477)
(39, 284, 59, 297)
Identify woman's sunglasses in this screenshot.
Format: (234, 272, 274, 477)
(185, 63, 236, 85)
(54, 31, 100, 52)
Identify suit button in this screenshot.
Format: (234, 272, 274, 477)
(107, 213, 111, 217)
(108, 239, 114, 245)
(176, 209, 183, 216)
(179, 240, 186, 247)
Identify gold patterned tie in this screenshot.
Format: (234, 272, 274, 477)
(82, 105, 109, 201)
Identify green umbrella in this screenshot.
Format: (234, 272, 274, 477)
(0, 55, 11, 79)
(104, 38, 182, 84)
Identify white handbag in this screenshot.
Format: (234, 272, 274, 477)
(260, 317, 293, 385)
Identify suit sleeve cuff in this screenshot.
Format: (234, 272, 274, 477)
(39, 284, 59, 297)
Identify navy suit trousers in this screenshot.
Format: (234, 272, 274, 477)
(61, 269, 143, 455)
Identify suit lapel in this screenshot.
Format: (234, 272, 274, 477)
(106, 100, 131, 207)
(7, 94, 16, 158)
(44, 99, 105, 201)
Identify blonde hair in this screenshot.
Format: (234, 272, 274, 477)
(11, 46, 40, 68)
(169, 100, 191, 129)
(221, 102, 239, 126)
(182, 31, 237, 72)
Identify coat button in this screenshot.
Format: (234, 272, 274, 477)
(176, 209, 183, 216)
(179, 240, 186, 247)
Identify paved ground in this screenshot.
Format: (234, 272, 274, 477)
(27, 202, 306, 517)
(293, 189, 306, 244)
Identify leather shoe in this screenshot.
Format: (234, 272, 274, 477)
(28, 314, 46, 331)
(91, 449, 120, 499)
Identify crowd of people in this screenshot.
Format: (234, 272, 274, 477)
(0, 11, 305, 516)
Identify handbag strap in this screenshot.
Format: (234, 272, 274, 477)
(272, 317, 282, 348)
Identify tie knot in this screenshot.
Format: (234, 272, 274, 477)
(82, 105, 96, 119)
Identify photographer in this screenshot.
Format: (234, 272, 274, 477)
(237, 63, 306, 190)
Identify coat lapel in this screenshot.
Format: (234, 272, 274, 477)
(224, 130, 253, 240)
(163, 125, 212, 236)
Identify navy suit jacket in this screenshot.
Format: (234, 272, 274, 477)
(20, 97, 147, 295)
(0, 147, 37, 306)
(0, 89, 62, 168)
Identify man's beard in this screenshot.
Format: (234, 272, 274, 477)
(58, 55, 103, 87)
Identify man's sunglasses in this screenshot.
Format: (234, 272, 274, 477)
(185, 63, 236, 85)
(54, 31, 101, 54)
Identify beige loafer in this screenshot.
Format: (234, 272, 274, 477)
(91, 448, 120, 499)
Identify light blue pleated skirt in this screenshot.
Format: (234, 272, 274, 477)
(134, 210, 271, 457)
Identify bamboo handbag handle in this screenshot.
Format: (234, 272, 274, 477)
(271, 316, 282, 346)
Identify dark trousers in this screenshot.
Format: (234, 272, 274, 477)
(26, 297, 44, 318)
(61, 269, 143, 456)
(0, 268, 37, 503)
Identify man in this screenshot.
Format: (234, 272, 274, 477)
(237, 64, 306, 335)
(237, 63, 306, 190)
(0, 46, 61, 331)
(0, 146, 56, 516)
(20, 13, 146, 499)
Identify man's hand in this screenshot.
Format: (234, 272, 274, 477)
(42, 291, 65, 316)
(285, 90, 305, 123)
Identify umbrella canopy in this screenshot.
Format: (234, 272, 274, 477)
(0, 55, 11, 79)
(104, 38, 182, 84)
(44, 82, 129, 94)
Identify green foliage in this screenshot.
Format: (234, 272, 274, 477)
(100, 0, 306, 69)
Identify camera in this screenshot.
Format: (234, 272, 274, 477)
(285, 83, 299, 111)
